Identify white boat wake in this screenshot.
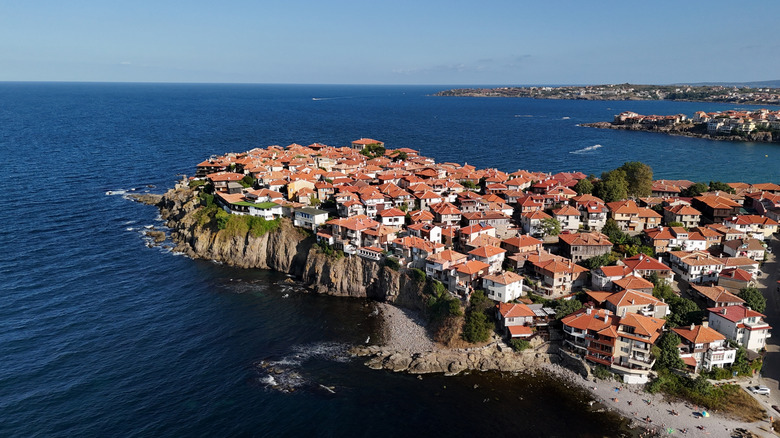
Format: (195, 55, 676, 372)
(570, 144, 603, 154)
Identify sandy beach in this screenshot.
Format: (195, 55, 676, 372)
(541, 362, 772, 438)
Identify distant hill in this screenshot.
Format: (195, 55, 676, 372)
(674, 80, 780, 88)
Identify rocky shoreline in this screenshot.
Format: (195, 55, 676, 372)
(130, 185, 769, 437)
(581, 122, 779, 143)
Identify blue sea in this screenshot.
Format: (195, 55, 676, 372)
(2, 83, 778, 437)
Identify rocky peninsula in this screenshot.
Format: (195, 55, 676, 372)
(583, 109, 780, 144)
(134, 182, 578, 372)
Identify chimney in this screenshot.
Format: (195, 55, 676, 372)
(586, 308, 592, 315)
(690, 323, 695, 331)
(721, 308, 727, 315)
(702, 321, 708, 328)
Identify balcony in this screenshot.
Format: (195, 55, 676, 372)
(611, 361, 651, 375)
(628, 355, 655, 368)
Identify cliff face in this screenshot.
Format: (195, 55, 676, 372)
(156, 184, 425, 308)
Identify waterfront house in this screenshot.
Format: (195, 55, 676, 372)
(483, 271, 525, 303)
(561, 307, 662, 384)
(207, 171, 245, 192)
(391, 236, 445, 269)
(327, 215, 380, 254)
(425, 249, 468, 288)
(293, 207, 329, 231)
(611, 313, 664, 384)
(707, 305, 772, 352)
(496, 302, 535, 338)
(673, 323, 736, 373)
(453, 260, 490, 295)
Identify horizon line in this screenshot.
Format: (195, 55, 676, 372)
(1, 79, 778, 88)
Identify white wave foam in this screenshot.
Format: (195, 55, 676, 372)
(561, 116, 570, 120)
(105, 190, 127, 196)
(570, 144, 603, 154)
(514, 114, 533, 118)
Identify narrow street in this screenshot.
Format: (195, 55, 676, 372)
(756, 235, 780, 409)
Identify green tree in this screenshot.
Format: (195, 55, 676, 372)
(654, 332, 685, 371)
(309, 195, 321, 207)
(463, 311, 492, 343)
(738, 287, 766, 313)
(593, 169, 628, 202)
(554, 299, 583, 319)
(215, 208, 230, 229)
(618, 161, 653, 198)
(667, 297, 703, 327)
(667, 221, 685, 229)
(461, 180, 478, 190)
(708, 181, 735, 194)
(239, 174, 256, 188)
(582, 252, 616, 270)
(540, 217, 562, 236)
(574, 178, 594, 195)
(681, 182, 708, 197)
(652, 279, 676, 302)
(601, 218, 624, 243)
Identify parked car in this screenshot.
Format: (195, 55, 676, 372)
(748, 385, 771, 395)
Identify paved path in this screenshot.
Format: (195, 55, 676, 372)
(755, 235, 780, 411)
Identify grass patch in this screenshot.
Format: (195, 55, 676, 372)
(646, 371, 766, 422)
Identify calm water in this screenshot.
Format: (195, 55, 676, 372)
(1, 83, 778, 437)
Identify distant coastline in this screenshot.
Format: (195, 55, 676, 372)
(583, 109, 780, 144)
(435, 84, 780, 106)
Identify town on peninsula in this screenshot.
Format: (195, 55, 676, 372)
(144, 136, 780, 436)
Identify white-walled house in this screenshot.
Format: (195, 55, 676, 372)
(707, 305, 772, 352)
(673, 323, 736, 373)
(293, 207, 329, 231)
(482, 271, 524, 302)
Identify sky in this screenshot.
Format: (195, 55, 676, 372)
(2, 0, 779, 85)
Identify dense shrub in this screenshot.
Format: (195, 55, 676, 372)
(509, 338, 531, 352)
(462, 311, 492, 343)
(384, 256, 400, 270)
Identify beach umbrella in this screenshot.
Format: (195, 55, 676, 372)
(701, 411, 709, 417)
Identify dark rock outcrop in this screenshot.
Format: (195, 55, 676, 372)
(351, 339, 559, 374)
(154, 182, 425, 305)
